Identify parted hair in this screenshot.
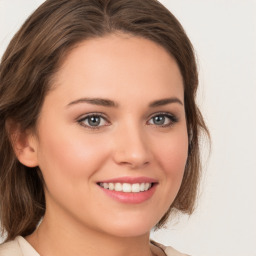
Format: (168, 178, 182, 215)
(0, 0, 208, 241)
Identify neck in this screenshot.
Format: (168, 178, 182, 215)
(26, 209, 156, 256)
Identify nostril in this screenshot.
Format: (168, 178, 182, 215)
(118, 160, 150, 169)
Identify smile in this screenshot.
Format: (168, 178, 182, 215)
(97, 177, 158, 204)
(98, 182, 153, 193)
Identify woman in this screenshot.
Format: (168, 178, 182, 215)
(0, 0, 208, 255)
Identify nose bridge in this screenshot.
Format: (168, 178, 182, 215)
(113, 117, 150, 168)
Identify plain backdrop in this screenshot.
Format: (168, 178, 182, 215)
(0, 1, 255, 256)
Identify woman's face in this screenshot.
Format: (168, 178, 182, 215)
(32, 34, 188, 237)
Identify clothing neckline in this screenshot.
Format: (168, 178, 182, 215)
(16, 236, 175, 256)
(15, 236, 40, 256)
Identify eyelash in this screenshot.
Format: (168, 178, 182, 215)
(77, 112, 178, 130)
(77, 113, 109, 130)
(147, 112, 178, 127)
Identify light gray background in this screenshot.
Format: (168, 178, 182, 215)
(0, 1, 256, 256)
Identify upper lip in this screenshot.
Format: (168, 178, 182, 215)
(97, 176, 158, 184)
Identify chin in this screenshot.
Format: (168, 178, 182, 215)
(98, 215, 158, 238)
(106, 226, 151, 238)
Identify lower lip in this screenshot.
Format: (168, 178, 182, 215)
(98, 184, 157, 204)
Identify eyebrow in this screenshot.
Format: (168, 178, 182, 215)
(66, 98, 118, 107)
(66, 97, 183, 108)
(149, 97, 183, 107)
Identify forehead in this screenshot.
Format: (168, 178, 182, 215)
(49, 34, 184, 106)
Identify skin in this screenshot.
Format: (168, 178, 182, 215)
(19, 34, 188, 256)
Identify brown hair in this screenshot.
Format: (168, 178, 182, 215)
(0, 0, 208, 241)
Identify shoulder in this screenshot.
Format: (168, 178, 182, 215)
(151, 240, 191, 256)
(0, 238, 22, 256)
(0, 236, 39, 256)
(164, 246, 190, 256)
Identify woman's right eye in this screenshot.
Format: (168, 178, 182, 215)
(78, 114, 109, 129)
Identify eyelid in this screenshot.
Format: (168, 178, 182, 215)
(77, 112, 110, 129)
(147, 111, 178, 126)
(76, 112, 107, 121)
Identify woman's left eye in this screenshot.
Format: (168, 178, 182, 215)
(78, 114, 109, 129)
(148, 113, 177, 127)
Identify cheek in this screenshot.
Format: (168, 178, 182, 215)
(148, 131, 188, 219)
(153, 131, 188, 182)
(36, 124, 110, 185)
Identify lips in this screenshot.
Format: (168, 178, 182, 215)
(97, 176, 158, 204)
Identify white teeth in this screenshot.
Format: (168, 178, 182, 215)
(122, 183, 132, 192)
(109, 183, 114, 190)
(145, 183, 150, 190)
(131, 183, 140, 193)
(115, 183, 122, 191)
(103, 183, 109, 189)
(99, 182, 152, 192)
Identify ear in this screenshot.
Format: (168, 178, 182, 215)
(6, 120, 39, 167)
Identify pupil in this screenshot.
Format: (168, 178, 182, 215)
(89, 116, 100, 126)
(154, 116, 165, 125)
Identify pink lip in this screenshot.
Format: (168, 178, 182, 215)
(97, 176, 158, 204)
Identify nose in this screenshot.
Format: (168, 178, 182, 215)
(112, 123, 151, 169)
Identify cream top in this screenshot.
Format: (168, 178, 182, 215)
(0, 236, 189, 256)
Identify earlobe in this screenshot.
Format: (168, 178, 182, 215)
(6, 120, 39, 167)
